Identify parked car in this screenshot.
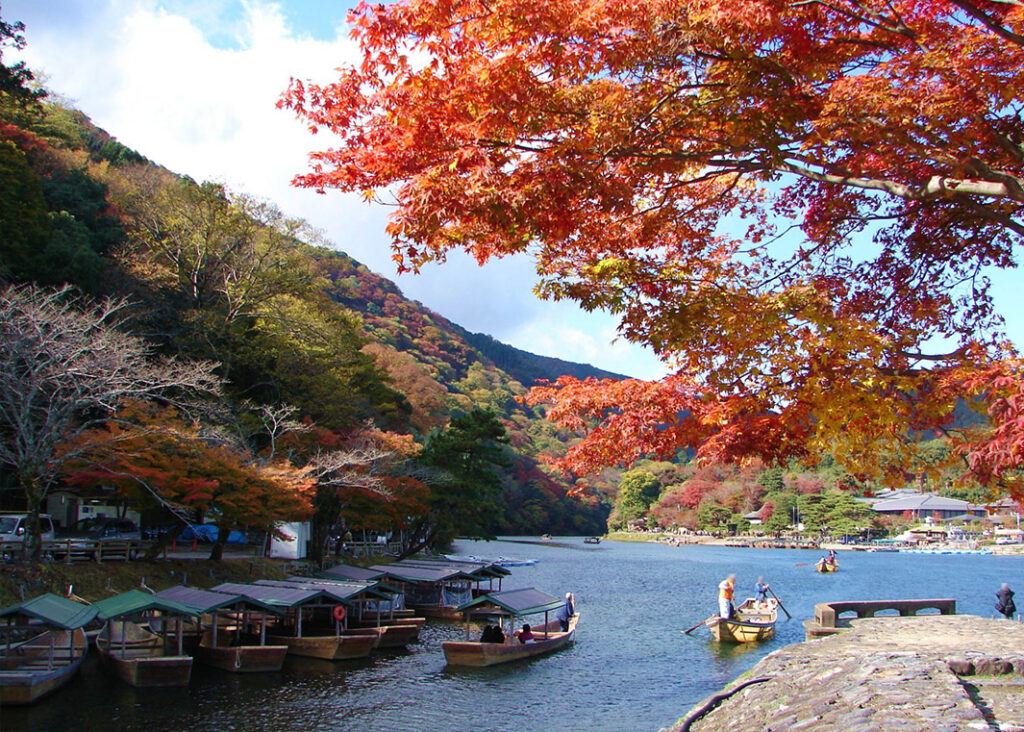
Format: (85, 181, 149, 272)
(53, 517, 142, 559)
(0, 513, 56, 560)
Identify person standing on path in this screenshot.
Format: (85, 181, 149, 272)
(996, 583, 1017, 619)
(718, 574, 736, 618)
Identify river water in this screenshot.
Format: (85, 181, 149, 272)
(4, 538, 1021, 732)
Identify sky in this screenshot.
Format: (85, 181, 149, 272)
(6, 1, 1023, 379)
(4, 0, 670, 380)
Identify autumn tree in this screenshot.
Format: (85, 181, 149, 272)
(0, 284, 219, 558)
(283, 0, 1024, 491)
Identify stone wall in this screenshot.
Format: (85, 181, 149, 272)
(672, 614, 1024, 732)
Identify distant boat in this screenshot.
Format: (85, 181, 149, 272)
(703, 598, 778, 643)
(816, 558, 839, 573)
(540, 534, 552, 541)
(0, 593, 97, 705)
(583, 537, 601, 544)
(444, 554, 538, 567)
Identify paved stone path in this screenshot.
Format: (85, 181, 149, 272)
(672, 615, 1024, 731)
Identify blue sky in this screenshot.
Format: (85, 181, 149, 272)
(6, 0, 669, 379)
(6, 1, 1022, 376)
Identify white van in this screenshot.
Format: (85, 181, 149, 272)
(0, 513, 56, 558)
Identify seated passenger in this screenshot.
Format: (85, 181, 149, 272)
(516, 623, 535, 644)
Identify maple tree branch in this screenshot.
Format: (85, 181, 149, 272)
(775, 160, 1024, 204)
(947, 0, 1024, 47)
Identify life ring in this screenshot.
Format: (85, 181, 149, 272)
(332, 605, 346, 622)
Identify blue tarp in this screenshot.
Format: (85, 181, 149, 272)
(177, 525, 247, 544)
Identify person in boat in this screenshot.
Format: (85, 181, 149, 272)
(718, 574, 736, 619)
(755, 577, 771, 608)
(827, 549, 837, 563)
(480, 625, 504, 643)
(996, 583, 1017, 619)
(516, 623, 535, 644)
(556, 592, 575, 632)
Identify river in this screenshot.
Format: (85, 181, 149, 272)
(3, 538, 1021, 732)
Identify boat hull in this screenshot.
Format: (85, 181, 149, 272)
(196, 632, 287, 673)
(706, 599, 777, 643)
(96, 622, 192, 687)
(0, 628, 87, 705)
(266, 632, 377, 660)
(442, 614, 578, 667)
(816, 559, 839, 573)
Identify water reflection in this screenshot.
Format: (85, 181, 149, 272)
(3, 539, 1020, 732)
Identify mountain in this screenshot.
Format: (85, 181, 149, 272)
(0, 98, 615, 535)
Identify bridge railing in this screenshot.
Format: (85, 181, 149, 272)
(805, 598, 957, 640)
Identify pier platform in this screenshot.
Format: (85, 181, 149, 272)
(675, 614, 1024, 731)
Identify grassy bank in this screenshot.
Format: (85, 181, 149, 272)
(0, 558, 298, 607)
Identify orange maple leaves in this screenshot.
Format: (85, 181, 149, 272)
(283, 0, 1024, 489)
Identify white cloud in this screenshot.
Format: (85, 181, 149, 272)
(6, 0, 670, 380)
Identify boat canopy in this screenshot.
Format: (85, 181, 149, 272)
(255, 578, 393, 605)
(93, 589, 201, 621)
(455, 588, 565, 617)
(368, 564, 479, 584)
(210, 582, 331, 610)
(286, 575, 405, 597)
(396, 558, 511, 579)
(155, 585, 283, 616)
(0, 592, 98, 629)
(322, 564, 386, 582)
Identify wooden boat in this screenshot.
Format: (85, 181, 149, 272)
(704, 598, 777, 643)
(443, 587, 578, 667)
(816, 558, 839, 573)
(347, 618, 424, 648)
(265, 628, 377, 660)
(155, 586, 288, 673)
(96, 621, 193, 687)
(92, 589, 200, 688)
(196, 630, 288, 672)
(216, 581, 380, 661)
(0, 594, 97, 705)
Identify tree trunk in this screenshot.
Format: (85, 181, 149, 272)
(208, 530, 228, 561)
(22, 477, 44, 562)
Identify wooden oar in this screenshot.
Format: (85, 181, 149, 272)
(683, 617, 712, 635)
(768, 587, 792, 621)
(794, 563, 808, 567)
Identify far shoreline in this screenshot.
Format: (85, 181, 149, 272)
(601, 530, 1024, 556)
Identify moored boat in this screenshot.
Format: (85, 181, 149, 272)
(704, 598, 777, 643)
(92, 590, 200, 687)
(583, 537, 601, 544)
(155, 586, 288, 673)
(214, 581, 381, 661)
(442, 587, 578, 667)
(0, 593, 97, 705)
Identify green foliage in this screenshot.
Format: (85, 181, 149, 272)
(410, 409, 511, 551)
(0, 140, 50, 278)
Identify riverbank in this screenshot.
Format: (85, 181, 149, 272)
(605, 530, 1024, 556)
(672, 614, 1024, 731)
(0, 556, 295, 606)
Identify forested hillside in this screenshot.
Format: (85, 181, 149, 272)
(0, 22, 610, 562)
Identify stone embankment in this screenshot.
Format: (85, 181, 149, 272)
(672, 614, 1024, 732)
